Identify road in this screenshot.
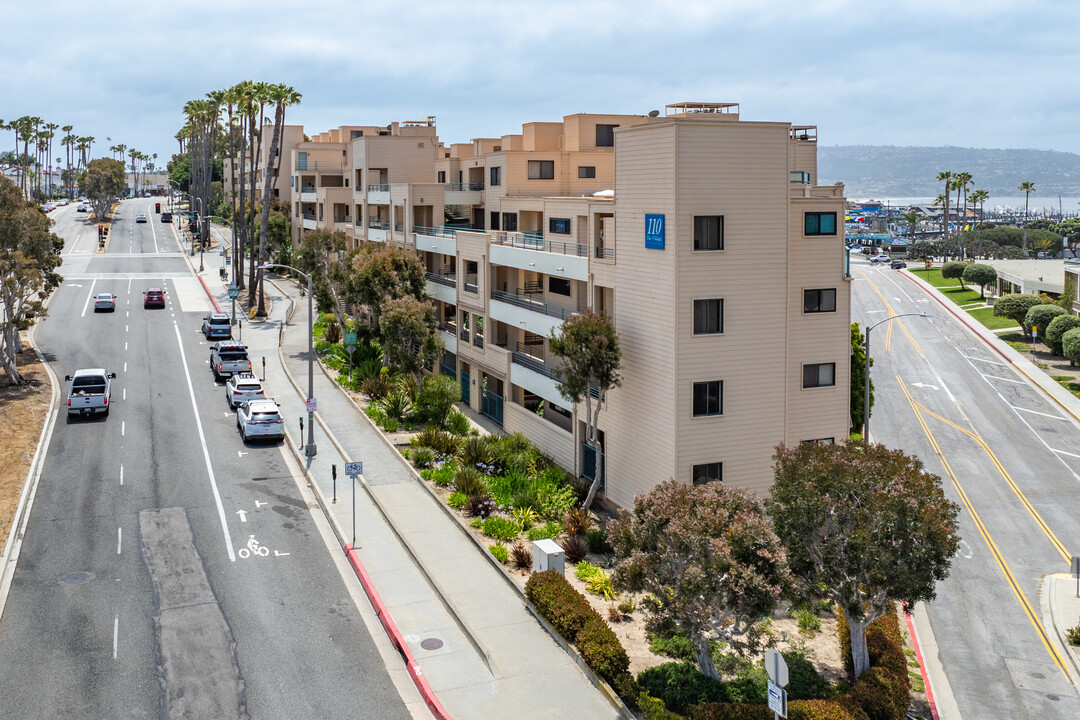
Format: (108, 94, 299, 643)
(0, 199, 413, 719)
(851, 255, 1080, 717)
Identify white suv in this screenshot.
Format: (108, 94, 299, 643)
(236, 400, 285, 442)
(225, 374, 265, 409)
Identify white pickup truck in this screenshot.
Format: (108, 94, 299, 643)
(65, 368, 117, 417)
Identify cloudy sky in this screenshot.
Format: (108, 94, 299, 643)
(2, 0, 1076, 169)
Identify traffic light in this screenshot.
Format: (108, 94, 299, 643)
(155, 203, 161, 213)
(97, 225, 103, 239)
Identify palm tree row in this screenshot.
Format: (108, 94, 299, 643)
(933, 169, 991, 259)
(0, 116, 100, 200)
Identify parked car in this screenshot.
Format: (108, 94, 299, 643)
(236, 399, 284, 442)
(210, 341, 251, 380)
(143, 288, 166, 308)
(201, 312, 232, 340)
(225, 373, 265, 409)
(136, 213, 147, 223)
(890, 259, 908, 269)
(93, 293, 116, 312)
(65, 368, 116, 417)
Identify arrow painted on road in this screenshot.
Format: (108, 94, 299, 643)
(255, 501, 267, 508)
(236, 510, 248, 523)
(274, 551, 289, 557)
(911, 382, 939, 390)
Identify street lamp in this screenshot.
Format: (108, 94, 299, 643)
(864, 312, 929, 441)
(259, 263, 316, 457)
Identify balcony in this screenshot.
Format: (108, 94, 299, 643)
(425, 271, 457, 288)
(444, 182, 484, 205)
(294, 159, 346, 172)
(299, 187, 317, 202)
(437, 322, 458, 353)
(491, 289, 576, 321)
(445, 183, 484, 191)
(302, 212, 317, 231)
(367, 184, 390, 204)
(594, 246, 615, 260)
(368, 219, 391, 230)
(334, 215, 352, 231)
(463, 275, 479, 295)
(491, 231, 586, 257)
(489, 231, 590, 281)
(425, 271, 457, 304)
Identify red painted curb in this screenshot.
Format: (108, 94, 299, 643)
(345, 545, 453, 720)
(197, 274, 222, 313)
(905, 610, 939, 720)
(901, 271, 1013, 363)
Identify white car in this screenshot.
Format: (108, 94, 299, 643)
(225, 373, 265, 409)
(870, 254, 891, 264)
(136, 214, 147, 223)
(93, 293, 116, 312)
(236, 399, 285, 442)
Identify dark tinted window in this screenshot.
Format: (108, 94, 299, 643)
(549, 218, 571, 235)
(578, 166, 596, 179)
(693, 216, 724, 251)
(803, 289, 837, 313)
(692, 462, 722, 485)
(804, 212, 837, 236)
(692, 381, 722, 416)
(548, 277, 571, 296)
(596, 124, 618, 147)
(693, 299, 723, 334)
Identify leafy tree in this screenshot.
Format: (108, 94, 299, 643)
(940, 261, 970, 289)
(1052, 218, 1080, 254)
(978, 225, 1024, 248)
(416, 373, 460, 428)
(899, 210, 920, 242)
(0, 177, 63, 383)
(1045, 315, 1080, 356)
(167, 153, 191, 192)
(378, 296, 442, 383)
(936, 171, 953, 242)
(1024, 303, 1066, 337)
(347, 244, 427, 330)
(1062, 327, 1080, 367)
(1059, 274, 1075, 312)
(993, 294, 1046, 336)
(905, 240, 940, 262)
(609, 478, 790, 680)
(994, 244, 1027, 260)
(962, 263, 997, 300)
(769, 441, 960, 680)
(80, 157, 125, 219)
(550, 310, 622, 510)
(1028, 228, 1063, 256)
(850, 323, 872, 436)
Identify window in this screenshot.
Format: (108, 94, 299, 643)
(578, 166, 596, 179)
(502, 213, 517, 232)
(548, 277, 571, 296)
(549, 218, 571, 235)
(596, 124, 618, 147)
(804, 212, 837, 236)
(528, 160, 554, 180)
(692, 381, 722, 417)
(802, 438, 835, 445)
(803, 363, 836, 388)
(437, 170, 446, 183)
(803, 289, 837, 313)
(693, 215, 724, 251)
(692, 462, 723, 485)
(693, 299, 723, 334)
(490, 166, 501, 186)
(490, 212, 500, 230)
(350, 130, 364, 139)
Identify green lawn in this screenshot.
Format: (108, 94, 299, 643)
(907, 267, 956, 288)
(967, 307, 1021, 330)
(940, 286, 984, 305)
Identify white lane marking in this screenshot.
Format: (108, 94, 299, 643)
(125, 324, 129, 333)
(122, 388, 126, 401)
(149, 203, 159, 254)
(113, 615, 118, 659)
(911, 382, 939, 390)
(117, 527, 122, 554)
(255, 500, 267, 508)
(119, 465, 124, 486)
(981, 373, 1025, 385)
(121, 422, 125, 436)
(172, 323, 237, 561)
(123, 362, 127, 373)
(1012, 405, 1067, 421)
(236, 510, 247, 523)
(127, 278, 131, 294)
(124, 342, 128, 351)
(959, 352, 1007, 366)
(1051, 447, 1080, 459)
(80, 278, 98, 317)
(274, 551, 290, 557)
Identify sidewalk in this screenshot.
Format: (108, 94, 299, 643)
(185, 224, 622, 720)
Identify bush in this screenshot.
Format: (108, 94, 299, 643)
(416, 374, 460, 427)
(689, 703, 774, 720)
(563, 506, 592, 536)
(445, 408, 473, 436)
(481, 515, 523, 542)
(378, 389, 412, 423)
(1045, 314, 1080, 355)
(362, 371, 392, 400)
(993, 293, 1046, 327)
(577, 616, 630, 684)
(848, 667, 906, 720)
(649, 630, 697, 662)
(562, 535, 588, 563)
(460, 435, 494, 469)
(575, 560, 616, 600)
(453, 466, 488, 497)
(412, 427, 460, 456)
(537, 483, 577, 521)
(488, 543, 509, 563)
(1024, 303, 1067, 336)
(510, 541, 532, 569)
(638, 662, 726, 715)
(422, 461, 455, 487)
(940, 261, 970, 287)
(837, 610, 910, 720)
(527, 520, 562, 541)
(792, 607, 822, 635)
(511, 505, 539, 529)
(585, 527, 613, 554)
(410, 446, 435, 469)
(447, 491, 467, 509)
(1067, 624, 1080, 646)
(1063, 328, 1080, 367)
(464, 493, 495, 518)
(525, 570, 593, 640)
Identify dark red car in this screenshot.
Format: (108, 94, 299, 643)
(144, 288, 166, 308)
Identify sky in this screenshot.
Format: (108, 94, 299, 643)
(1, 0, 1077, 173)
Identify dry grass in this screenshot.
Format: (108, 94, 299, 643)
(0, 338, 51, 551)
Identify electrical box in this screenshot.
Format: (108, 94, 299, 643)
(532, 538, 565, 575)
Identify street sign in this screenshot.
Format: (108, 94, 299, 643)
(346, 345, 356, 355)
(764, 648, 789, 687)
(344, 332, 357, 346)
(228, 285, 239, 300)
(767, 680, 787, 717)
(306, 398, 317, 413)
(344, 462, 363, 477)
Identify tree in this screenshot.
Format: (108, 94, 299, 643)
(1062, 327, 1080, 367)
(850, 323, 872, 436)
(81, 157, 125, 219)
(899, 210, 920, 243)
(1059, 274, 1075, 313)
(256, 83, 302, 316)
(1024, 303, 1066, 337)
(769, 441, 960, 680)
(378, 296, 442, 382)
(0, 176, 63, 383)
(962, 263, 996, 300)
(1052, 218, 1080, 254)
(936, 170, 953, 242)
(940, 261, 969, 289)
(906, 240, 941, 263)
(993, 294, 1046, 336)
(1018, 181, 1035, 251)
(347, 244, 427, 330)
(1045, 315, 1080, 356)
(969, 188, 990, 246)
(292, 228, 349, 327)
(609, 478, 790, 681)
(416, 373, 460, 428)
(550, 310, 622, 510)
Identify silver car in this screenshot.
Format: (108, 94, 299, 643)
(93, 293, 116, 312)
(225, 374, 265, 409)
(236, 399, 285, 442)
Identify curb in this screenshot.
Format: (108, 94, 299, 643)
(904, 609, 939, 720)
(1044, 573, 1080, 683)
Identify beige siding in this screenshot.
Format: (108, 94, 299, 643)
(504, 402, 575, 474)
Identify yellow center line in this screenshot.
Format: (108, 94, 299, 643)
(855, 268, 923, 355)
(898, 376, 1074, 683)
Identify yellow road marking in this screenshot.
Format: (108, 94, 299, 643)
(898, 376, 1074, 683)
(855, 268, 923, 355)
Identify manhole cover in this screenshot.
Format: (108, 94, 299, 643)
(1047, 694, 1060, 702)
(420, 638, 444, 651)
(61, 572, 93, 585)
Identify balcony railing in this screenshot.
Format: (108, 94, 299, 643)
(594, 246, 615, 260)
(789, 171, 810, 184)
(473, 335, 484, 349)
(444, 182, 484, 191)
(512, 350, 557, 380)
(335, 215, 352, 223)
(481, 388, 503, 426)
(440, 361, 456, 380)
(368, 219, 391, 229)
(294, 160, 345, 172)
(394, 223, 404, 232)
(491, 231, 587, 257)
(460, 328, 470, 342)
(464, 277, 479, 294)
(299, 186, 317, 194)
(367, 184, 390, 192)
(426, 271, 457, 288)
(491, 289, 577, 321)
(302, 213, 317, 221)
(414, 225, 483, 239)
(437, 321, 457, 334)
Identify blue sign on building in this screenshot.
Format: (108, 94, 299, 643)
(645, 214, 665, 249)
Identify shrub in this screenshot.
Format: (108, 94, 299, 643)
(511, 505, 539, 529)
(464, 493, 495, 518)
(527, 520, 562, 541)
(381, 416, 399, 432)
(577, 615, 630, 684)
(648, 630, 697, 662)
(510, 541, 532, 569)
(447, 491, 467, 509)
(453, 466, 488, 497)
(410, 446, 435, 469)
(510, 487, 541, 513)
(618, 597, 636, 615)
(488, 543, 509, 563)
(637, 662, 726, 715)
(585, 527, 614, 554)
(481, 515, 523, 542)
(379, 389, 412, 423)
(412, 427, 460, 456)
(460, 435, 494, 469)
(362, 371, 392, 400)
(1045, 314, 1080, 355)
(325, 317, 341, 343)
(416, 374, 459, 427)
(395, 373, 419, 401)
(422, 461, 455, 487)
(563, 506, 592, 537)
(445, 408, 473, 436)
(792, 607, 822, 635)
(1024, 303, 1067, 336)
(688, 703, 774, 720)
(1062, 328, 1080, 367)
(537, 483, 577, 521)
(1067, 624, 1080, 645)
(354, 357, 382, 382)
(940, 261, 970, 287)
(848, 667, 906, 720)
(562, 535, 588, 563)
(993, 293, 1046, 327)
(525, 570, 592, 640)
(575, 560, 616, 600)
(608, 604, 624, 623)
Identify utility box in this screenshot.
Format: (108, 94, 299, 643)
(532, 538, 565, 575)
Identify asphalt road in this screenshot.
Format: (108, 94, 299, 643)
(0, 199, 412, 719)
(851, 255, 1080, 717)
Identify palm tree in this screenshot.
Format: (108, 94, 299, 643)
(952, 172, 972, 259)
(1018, 181, 1035, 252)
(61, 125, 74, 198)
(969, 188, 989, 247)
(900, 209, 920, 243)
(936, 170, 953, 242)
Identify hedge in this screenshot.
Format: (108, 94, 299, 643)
(524, 570, 629, 686)
(835, 609, 910, 720)
(1045, 315, 1080, 355)
(638, 662, 727, 715)
(690, 700, 866, 720)
(992, 293, 1045, 327)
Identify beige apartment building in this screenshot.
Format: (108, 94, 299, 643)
(222, 124, 305, 207)
(274, 103, 850, 506)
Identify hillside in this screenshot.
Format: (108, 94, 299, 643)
(818, 146, 1080, 198)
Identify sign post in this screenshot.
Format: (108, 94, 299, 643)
(764, 648, 788, 719)
(228, 283, 239, 327)
(1072, 556, 1080, 598)
(345, 462, 363, 546)
(345, 332, 357, 368)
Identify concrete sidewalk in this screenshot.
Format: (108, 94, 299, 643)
(187, 228, 622, 720)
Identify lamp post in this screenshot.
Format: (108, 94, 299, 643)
(864, 312, 929, 441)
(259, 263, 316, 457)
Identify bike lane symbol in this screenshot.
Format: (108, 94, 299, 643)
(237, 535, 270, 560)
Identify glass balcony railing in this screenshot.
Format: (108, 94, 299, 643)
(302, 213, 317, 221)
(444, 182, 484, 191)
(414, 225, 483, 238)
(490, 289, 576, 321)
(491, 231, 587, 257)
(299, 186, 317, 194)
(367, 184, 390, 192)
